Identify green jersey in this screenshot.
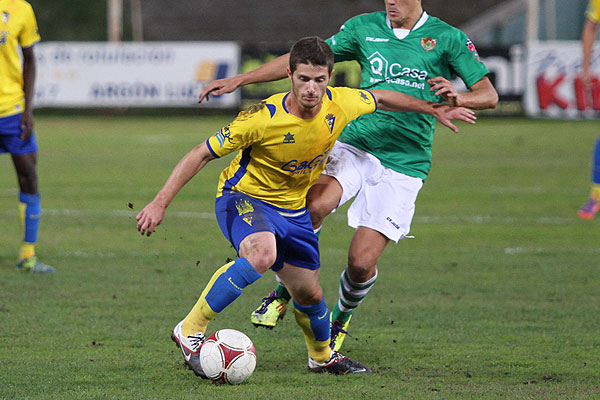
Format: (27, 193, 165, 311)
(325, 11, 489, 180)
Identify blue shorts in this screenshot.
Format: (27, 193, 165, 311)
(0, 113, 38, 155)
(215, 192, 320, 271)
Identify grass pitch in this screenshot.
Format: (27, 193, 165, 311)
(0, 115, 599, 399)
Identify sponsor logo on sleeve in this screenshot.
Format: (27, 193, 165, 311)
(215, 126, 233, 147)
(466, 39, 481, 61)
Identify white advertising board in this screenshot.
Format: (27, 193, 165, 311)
(34, 42, 240, 108)
(525, 40, 600, 118)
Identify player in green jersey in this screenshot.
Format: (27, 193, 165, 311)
(198, 0, 498, 351)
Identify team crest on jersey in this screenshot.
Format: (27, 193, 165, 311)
(325, 114, 336, 133)
(2, 11, 9, 24)
(359, 91, 371, 104)
(215, 126, 233, 148)
(235, 198, 254, 226)
(466, 39, 481, 61)
(421, 37, 437, 52)
(283, 132, 295, 144)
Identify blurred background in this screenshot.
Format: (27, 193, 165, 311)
(25, 0, 599, 117)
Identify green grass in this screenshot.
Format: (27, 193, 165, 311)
(0, 115, 599, 399)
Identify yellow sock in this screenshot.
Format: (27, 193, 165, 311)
(19, 243, 35, 262)
(294, 308, 331, 363)
(181, 261, 234, 336)
(591, 184, 600, 201)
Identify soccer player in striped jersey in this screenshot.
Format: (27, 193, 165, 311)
(579, 0, 600, 219)
(199, 0, 498, 351)
(1, 0, 54, 273)
(137, 37, 475, 377)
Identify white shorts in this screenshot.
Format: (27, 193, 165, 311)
(323, 141, 423, 243)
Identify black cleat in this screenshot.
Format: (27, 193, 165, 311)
(308, 351, 371, 375)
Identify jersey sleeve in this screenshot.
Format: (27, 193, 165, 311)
(587, 0, 600, 23)
(446, 30, 489, 89)
(332, 87, 377, 121)
(19, 3, 41, 48)
(205, 102, 267, 158)
(325, 16, 360, 62)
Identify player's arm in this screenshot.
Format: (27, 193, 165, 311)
(427, 76, 498, 110)
(199, 54, 290, 102)
(136, 142, 215, 236)
(370, 89, 477, 133)
(20, 46, 36, 140)
(582, 18, 598, 85)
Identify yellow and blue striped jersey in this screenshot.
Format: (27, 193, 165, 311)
(0, 0, 40, 117)
(206, 86, 377, 210)
(587, 0, 600, 23)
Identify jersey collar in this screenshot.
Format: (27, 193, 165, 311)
(386, 11, 429, 40)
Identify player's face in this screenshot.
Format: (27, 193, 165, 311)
(385, 0, 422, 29)
(289, 63, 332, 110)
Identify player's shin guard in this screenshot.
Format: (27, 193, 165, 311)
(293, 299, 331, 363)
(332, 268, 378, 323)
(18, 192, 41, 260)
(183, 258, 261, 335)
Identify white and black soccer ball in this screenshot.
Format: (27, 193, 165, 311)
(199, 329, 257, 385)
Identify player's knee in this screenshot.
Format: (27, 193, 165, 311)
(307, 197, 331, 227)
(293, 285, 323, 306)
(244, 248, 277, 274)
(347, 257, 377, 283)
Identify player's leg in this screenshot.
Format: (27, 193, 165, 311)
(2, 119, 54, 273)
(276, 263, 370, 374)
(578, 136, 600, 219)
(331, 165, 423, 351)
(172, 194, 274, 376)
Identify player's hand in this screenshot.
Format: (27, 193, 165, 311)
(198, 76, 243, 103)
(136, 201, 166, 236)
(20, 111, 34, 140)
(432, 104, 476, 133)
(428, 76, 462, 107)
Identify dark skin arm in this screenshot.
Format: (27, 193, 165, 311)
(20, 46, 36, 140)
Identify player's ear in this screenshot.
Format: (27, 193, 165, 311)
(287, 67, 293, 80)
(329, 69, 334, 81)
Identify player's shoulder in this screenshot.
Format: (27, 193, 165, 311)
(7, 0, 36, 11)
(422, 15, 468, 38)
(343, 11, 386, 29)
(328, 86, 374, 107)
(233, 92, 285, 124)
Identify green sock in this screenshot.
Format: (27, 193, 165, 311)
(275, 284, 291, 301)
(331, 303, 352, 324)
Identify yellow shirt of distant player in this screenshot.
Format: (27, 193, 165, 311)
(587, 0, 600, 23)
(206, 87, 377, 210)
(0, 0, 40, 117)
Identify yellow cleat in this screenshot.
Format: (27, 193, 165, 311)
(250, 290, 287, 329)
(16, 256, 55, 274)
(330, 315, 352, 352)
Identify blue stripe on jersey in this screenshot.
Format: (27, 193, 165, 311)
(326, 88, 332, 100)
(366, 90, 378, 111)
(205, 139, 220, 158)
(222, 146, 252, 193)
(266, 103, 276, 118)
(282, 93, 290, 114)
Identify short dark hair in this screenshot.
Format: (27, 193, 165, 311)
(289, 36, 334, 75)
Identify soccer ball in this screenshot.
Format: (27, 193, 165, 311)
(199, 329, 257, 385)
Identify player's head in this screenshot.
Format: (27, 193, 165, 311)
(385, 0, 423, 29)
(289, 36, 334, 76)
(287, 37, 334, 110)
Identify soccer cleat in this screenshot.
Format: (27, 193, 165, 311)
(250, 290, 287, 329)
(330, 316, 353, 352)
(578, 198, 599, 219)
(171, 320, 207, 378)
(308, 351, 371, 375)
(16, 256, 55, 274)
